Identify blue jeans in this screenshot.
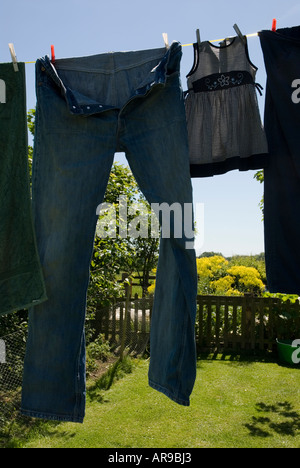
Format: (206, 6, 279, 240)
(21, 42, 198, 423)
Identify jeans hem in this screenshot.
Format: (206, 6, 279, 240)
(20, 408, 84, 424)
(148, 379, 190, 407)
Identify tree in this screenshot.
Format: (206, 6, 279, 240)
(27, 108, 35, 183)
(254, 169, 264, 219)
(88, 162, 159, 309)
(198, 251, 223, 258)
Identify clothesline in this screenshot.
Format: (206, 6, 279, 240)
(22, 31, 260, 65)
(182, 32, 258, 47)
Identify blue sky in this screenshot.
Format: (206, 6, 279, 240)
(2, 0, 300, 256)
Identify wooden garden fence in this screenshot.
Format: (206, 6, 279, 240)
(94, 294, 300, 354)
(196, 295, 300, 353)
(93, 296, 152, 355)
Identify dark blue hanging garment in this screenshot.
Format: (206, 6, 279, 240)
(259, 26, 300, 294)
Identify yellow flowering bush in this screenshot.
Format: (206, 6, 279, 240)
(196, 255, 228, 278)
(197, 255, 265, 296)
(210, 265, 265, 296)
(148, 256, 266, 297)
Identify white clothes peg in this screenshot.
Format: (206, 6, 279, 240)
(8, 43, 18, 72)
(162, 33, 169, 49)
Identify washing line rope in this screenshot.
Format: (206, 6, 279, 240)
(182, 32, 258, 47)
(23, 32, 259, 64)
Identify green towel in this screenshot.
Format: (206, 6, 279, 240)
(0, 62, 47, 316)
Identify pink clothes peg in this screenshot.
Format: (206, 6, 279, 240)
(51, 45, 55, 62)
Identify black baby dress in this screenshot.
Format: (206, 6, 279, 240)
(185, 35, 269, 177)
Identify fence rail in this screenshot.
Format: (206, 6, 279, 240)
(94, 295, 300, 354)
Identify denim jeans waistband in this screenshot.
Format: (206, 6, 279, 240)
(36, 41, 182, 115)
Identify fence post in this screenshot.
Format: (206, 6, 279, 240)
(224, 301, 229, 349)
(206, 299, 212, 347)
(215, 296, 221, 350)
(122, 273, 132, 299)
(232, 301, 238, 350)
(241, 295, 254, 350)
(197, 296, 204, 349)
(119, 277, 131, 360)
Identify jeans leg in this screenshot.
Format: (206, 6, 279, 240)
(21, 87, 117, 422)
(120, 74, 198, 406)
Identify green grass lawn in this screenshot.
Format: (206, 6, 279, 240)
(13, 354, 300, 449)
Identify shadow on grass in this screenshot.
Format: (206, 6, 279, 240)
(0, 356, 135, 448)
(198, 350, 300, 369)
(245, 401, 300, 438)
(0, 416, 73, 448)
(87, 355, 134, 403)
(197, 351, 278, 365)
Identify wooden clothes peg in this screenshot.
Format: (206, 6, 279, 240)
(233, 24, 247, 45)
(162, 33, 169, 49)
(8, 43, 18, 72)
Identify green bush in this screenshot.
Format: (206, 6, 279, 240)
(86, 334, 111, 362)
